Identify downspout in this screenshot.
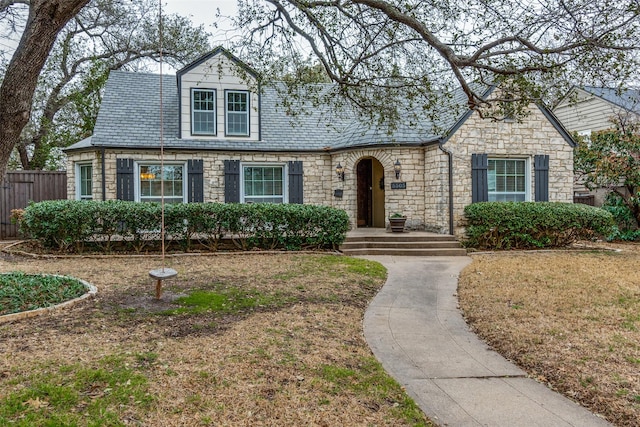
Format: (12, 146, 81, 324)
(101, 147, 106, 201)
(438, 142, 454, 235)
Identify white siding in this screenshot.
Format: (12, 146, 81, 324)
(179, 54, 260, 140)
(554, 88, 634, 133)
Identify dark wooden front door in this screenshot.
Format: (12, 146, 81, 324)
(357, 159, 373, 227)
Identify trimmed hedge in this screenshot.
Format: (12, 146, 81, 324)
(464, 202, 615, 250)
(18, 200, 349, 253)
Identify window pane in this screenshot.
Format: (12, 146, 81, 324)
(78, 164, 93, 200)
(139, 164, 184, 203)
(192, 90, 215, 135)
(488, 159, 526, 201)
(226, 91, 249, 135)
(243, 166, 284, 203)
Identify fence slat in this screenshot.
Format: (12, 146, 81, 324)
(1, 171, 67, 239)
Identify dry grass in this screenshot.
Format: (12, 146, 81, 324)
(0, 250, 431, 426)
(458, 242, 640, 427)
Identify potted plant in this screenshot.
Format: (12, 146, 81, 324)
(389, 212, 407, 233)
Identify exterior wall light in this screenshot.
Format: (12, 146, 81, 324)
(336, 162, 345, 181)
(394, 160, 402, 179)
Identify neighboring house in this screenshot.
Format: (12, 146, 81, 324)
(64, 47, 575, 236)
(554, 86, 640, 135)
(554, 86, 640, 205)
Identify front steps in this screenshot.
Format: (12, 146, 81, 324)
(340, 229, 467, 256)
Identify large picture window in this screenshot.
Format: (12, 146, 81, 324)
(192, 89, 216, 135)
(488, 159, 527, 202)
(138, 164, 185, 204)
(243, 165, 284, 203)
(76, 163, 93, 200)
(225, 90, 249, 136)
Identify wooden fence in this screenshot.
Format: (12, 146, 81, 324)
(1, 171, 67, 239)
(573, 194, 596, 206)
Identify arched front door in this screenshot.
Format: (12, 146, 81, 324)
(356, 157, 385, 227)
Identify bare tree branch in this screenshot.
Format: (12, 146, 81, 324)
(234, 0, 640, 127)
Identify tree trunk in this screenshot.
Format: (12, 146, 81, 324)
(0, 0, 89, 182)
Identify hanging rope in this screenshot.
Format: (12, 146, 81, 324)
(159, 0, 166, 271)
(149, 0, 176, 299)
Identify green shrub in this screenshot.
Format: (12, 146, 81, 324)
(19, 200, 349, 253)
(602, 193, 640, 241)
(464, 202, 615, 250)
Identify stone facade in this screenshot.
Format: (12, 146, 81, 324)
(67, 103, 573, 236)
(65, 48, 575, 237)
(436, 106, 574, 236)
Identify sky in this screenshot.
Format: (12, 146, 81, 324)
(0, 1, 241, 62)
(163, 0, 240, 44)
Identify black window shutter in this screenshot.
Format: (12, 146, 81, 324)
(188, 159, 204, 202)
(471, 153, 489, 203)
(534, 154, 550, 202)
(224, 160, 240, 203)
(116, 158, 134, 201)
(288, 161, 303, 204)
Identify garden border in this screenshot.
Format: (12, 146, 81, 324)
(0, 274, 97, 324)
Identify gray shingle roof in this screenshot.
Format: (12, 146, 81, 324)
(66, 70, 474, 152)
(583, 86, 640, 114)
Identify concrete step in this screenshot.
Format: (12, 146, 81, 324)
(342, 234, 458, 243)
(341, 241, 462, 250)
(341, 247, 468, 256)
(340, 231, 467, 256)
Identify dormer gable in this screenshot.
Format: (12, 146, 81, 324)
(177, 47, 260, 141)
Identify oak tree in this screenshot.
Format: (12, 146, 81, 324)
(233, 0, 640, 126)
(0, 0, 89, 181)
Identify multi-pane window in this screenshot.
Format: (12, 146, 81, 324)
(139, 164, 184, 204)
(243, 165, 284, 203)
(192, 89, 216, 135)
(226, 91, 249, 136)
(77, 163, 93, 200)
(488, 159, 527, 202)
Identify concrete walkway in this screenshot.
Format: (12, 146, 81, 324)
(362, 256, 612, 427)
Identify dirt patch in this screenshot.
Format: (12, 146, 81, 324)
(458, 241, 640, 427)
(0, 252, 430, 426)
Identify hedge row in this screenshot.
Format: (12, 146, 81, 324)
(464, 202, 615, 250)
(17, 200, 350, 253)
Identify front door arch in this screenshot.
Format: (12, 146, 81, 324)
(356, 157, 385, 227)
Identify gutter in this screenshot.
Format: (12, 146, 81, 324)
(438, 141, 454, 235)
(101, 147, 106, 201)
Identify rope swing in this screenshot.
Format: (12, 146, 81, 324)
(149, 0, 177, 298)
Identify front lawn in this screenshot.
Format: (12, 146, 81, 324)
(0, 252, 431, 426)
(459, 242, 640, 427)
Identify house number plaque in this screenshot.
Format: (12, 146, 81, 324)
(390, 182, 407, 190)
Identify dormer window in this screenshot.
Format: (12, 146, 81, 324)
(192, 89, 216, 135)
(225, 90, 249, 136)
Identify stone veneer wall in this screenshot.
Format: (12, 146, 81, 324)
(66, 150, 102, 201)
(66, 107, 572, 236)
(68, 150, 334, 205)
(423, 145, 450, 234)
(67, 146, 429, 231)
(330, 147, 426, 230)
(435, 107, 574, 237)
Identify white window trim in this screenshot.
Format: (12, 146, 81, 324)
(191, 88, 216, 136)
(134, 161, 188, 203)
(488, 157, 531, 202)
(225, 90, 250, 137)
(240, 162, 288, 204)
(75, 162, 93, 201)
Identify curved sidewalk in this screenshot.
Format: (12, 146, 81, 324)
(362, 255, 611, 427)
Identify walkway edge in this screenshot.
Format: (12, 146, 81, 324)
(361, 255, 611, 427)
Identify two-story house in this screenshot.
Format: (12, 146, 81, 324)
(65, 47, 576, 236)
